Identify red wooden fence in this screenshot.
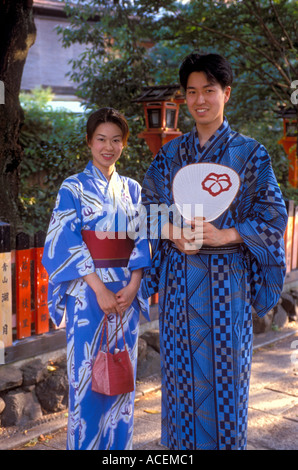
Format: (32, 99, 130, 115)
(0, 227, 50, 350)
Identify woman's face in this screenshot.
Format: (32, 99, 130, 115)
(87, 122, 124, 179)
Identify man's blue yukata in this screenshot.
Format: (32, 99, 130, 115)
(141, 118, 288, 450)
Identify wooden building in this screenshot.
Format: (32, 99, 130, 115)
(21, 0, 87, 106)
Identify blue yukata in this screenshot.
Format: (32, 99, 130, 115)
(141, 118, 288, 450)
(42, 161, 151, 450)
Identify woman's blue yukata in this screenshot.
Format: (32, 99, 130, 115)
(42, 161, 151, 450)
(141, 117, 288, 450)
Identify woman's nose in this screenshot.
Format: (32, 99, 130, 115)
(104, 140, 113, 150)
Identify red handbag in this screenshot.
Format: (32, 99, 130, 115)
(91, 314, 134, 396)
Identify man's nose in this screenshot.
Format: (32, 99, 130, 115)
(196, 93, 205, 105)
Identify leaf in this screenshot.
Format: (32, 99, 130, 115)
(24, 438, 38, 447)
(143, 409, 160, 414)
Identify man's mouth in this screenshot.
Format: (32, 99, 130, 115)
(196, 108, 208, 114)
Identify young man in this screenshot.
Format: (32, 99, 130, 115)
(141, 52, 288, 450)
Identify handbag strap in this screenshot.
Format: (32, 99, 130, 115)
(99, 314, 126, 352)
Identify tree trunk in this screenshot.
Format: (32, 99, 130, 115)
(0, 0, 36, 242)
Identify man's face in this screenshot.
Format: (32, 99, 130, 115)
(185, 71, 231, 132)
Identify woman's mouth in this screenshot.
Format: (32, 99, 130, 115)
(101, 154, 114, 161)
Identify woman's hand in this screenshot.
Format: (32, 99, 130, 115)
(116, 285, 137, 314)
(116, 268, 143, 314)
(95, 285, 122, 316)
(83, 272, 121, 315)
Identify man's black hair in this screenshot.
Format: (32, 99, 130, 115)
(179, 52, 233, 91)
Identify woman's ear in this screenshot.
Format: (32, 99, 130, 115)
(86, 134, 90, 147)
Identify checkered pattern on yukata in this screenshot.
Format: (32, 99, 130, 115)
(159, 250, 196, 450)
(210, 254, 237, 449)
(210, 252, 254, 450)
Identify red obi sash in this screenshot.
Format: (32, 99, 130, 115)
(82, 230, 134, 268)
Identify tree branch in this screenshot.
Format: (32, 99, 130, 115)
(269, 0, 295, 51)
(175, 13, 292, 87)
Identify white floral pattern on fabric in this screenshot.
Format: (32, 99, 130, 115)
(42, 161, 151, 450)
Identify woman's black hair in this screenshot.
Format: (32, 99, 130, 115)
(179, 52, 233, 91)
(86, 107, 129, 146)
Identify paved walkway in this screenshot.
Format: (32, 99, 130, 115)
(1, 326, 297, 451)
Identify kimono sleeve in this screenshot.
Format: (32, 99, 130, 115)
(234, 145, 288, 317)
(42, 177, 95, 326)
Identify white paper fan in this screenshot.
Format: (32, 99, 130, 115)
(172, 163, 240, 222)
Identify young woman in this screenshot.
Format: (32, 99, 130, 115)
(42, 108, 151, 450)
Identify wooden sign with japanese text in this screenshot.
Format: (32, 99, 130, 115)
(0, 222, 12, 351)
(0, 253, 13, 348)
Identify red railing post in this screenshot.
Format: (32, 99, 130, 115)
(284, 200, 294, 274)
(16, 232, 32, 339)
(34, 231, 49, 334)
(291, 205, 298, 271)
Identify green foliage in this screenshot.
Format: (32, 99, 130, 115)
(56, 0, 156, 114)
(19, 88, 89, 233)
(57, 0, 297, 126)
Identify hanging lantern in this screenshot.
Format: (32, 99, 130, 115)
(133, 85, 185, 156)
(277, 107, 298, 188)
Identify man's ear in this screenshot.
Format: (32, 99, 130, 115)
(224, 86, 231, 104)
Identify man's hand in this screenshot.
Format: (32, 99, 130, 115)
(191, 218, 243, 247)
(162, 222, 202, 255)
(162, 219, 243, 254)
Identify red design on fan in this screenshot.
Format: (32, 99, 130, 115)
(202, 173, 232, 197)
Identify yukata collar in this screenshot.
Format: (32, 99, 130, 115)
(185, 116, 232, 164)
(191, 116, 231, 152)
(86, 160, 118, 184)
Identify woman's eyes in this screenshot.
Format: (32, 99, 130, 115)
(96, 138, 122, 143)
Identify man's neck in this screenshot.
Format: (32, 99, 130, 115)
(196, 119, 224, 147)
